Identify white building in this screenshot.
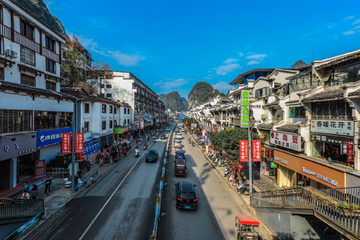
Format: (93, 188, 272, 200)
(0, 0, 73, 190)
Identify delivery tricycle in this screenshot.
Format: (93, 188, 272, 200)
(235, 215, 260, 240)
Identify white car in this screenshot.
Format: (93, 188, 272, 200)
(174, 140, 182, 147)
(176, 135, 183, 139)
(166, 128, 170, 131)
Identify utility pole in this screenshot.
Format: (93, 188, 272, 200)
(248, 111, 253, 194)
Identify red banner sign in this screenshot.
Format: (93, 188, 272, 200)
(347, 153, 355, 163)
(239, 140, 249, 162)
(35, 159, 46, 177)
(62, 133, 71, 153)
(252, 140, 262, 162)
(75, 133, 84, 153)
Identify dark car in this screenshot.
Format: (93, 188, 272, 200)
(176, 151, 185, 160)
(161, 134, 167, 139)
(175, 181, 198, 209)
(145, 150, 158, 163)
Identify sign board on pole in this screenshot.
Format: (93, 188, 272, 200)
(252, 140, 261, 162)
(35, 159, 46, 177)
(62, 133, 71, 154)
(270, 131, 301, 152)
(75, 133, 84, 153)
(241, 90, 250, 128)
(239, 140, 249, 162)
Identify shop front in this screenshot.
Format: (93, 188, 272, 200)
(274, 150, 345, 189)
(0, 132, 37, 189)
(100, 130, 113, 147)
(310, 119, 354, 168)
(261, 146, 275, 178)
(83, 132, 101, 158)
(36, 127, 72, 165)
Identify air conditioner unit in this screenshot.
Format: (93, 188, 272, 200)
(6, 49, 18, 58)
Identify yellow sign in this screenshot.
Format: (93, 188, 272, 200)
(262, 147, 266, 158)
(226, 127, 231, 131)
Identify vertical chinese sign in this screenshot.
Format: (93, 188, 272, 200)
(239, 140, 249, 162)
(62, 133, 71, 153)
(241, 90, 249, 128)
(75, 133, 84, 153)
(252, 140, 261, 162)
(35, 159, 46, 177)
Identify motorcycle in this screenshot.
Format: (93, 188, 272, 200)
(224, 168, 230, 177)
(144, 145, 147, 150)
(237, 181, 249, 194)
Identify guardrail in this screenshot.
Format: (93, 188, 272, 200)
(319, 186, 360, 205)
(0, 199, 44, 220)
(150, 125, 174, 240)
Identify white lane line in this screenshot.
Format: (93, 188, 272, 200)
(78, 142, 154, 240)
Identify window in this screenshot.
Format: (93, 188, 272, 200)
(114, 120, 117, 127)
(58, 112, 73, 127)
(128, 108, 130, 114)
(311, 101, 352, 119)
(102, 104, 106, 113)
(289, 72, 318, 93)
(102, 121, 106, 130)
(109, 106, 113, 113)
(326, 63, 360, 87)
(34, 111, 56, 130)
(106, 84, 112, 88)
(46, 59, 55, 73)
(46, 81, 56, 91)
(0, 110, 33, 134)
(0, 67, 3, 80)
(124, 108, 126, 114)
(45, 37, 55, 51)
(21, 74, 36, 87)
(21, 47, 35, 65)
(114, 107, 117, 114)
(289, 107, 306, 118)
(127, 119, 130, 125)
(109, 120, 113, 128)
(84, 122, 89, 132)
(85, 103, 90, 113)
(0, 37, 3, 55)
(20, 20, 34, 40)
(106, 93, 112, 98)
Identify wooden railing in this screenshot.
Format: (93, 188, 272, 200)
(0, 22, 11, 39)
(251, 187, 360, 238)
(14, 32, 40, 53)
(43, 47, 59, 62)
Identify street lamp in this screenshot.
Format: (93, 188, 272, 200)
(57, 98, 83, 192)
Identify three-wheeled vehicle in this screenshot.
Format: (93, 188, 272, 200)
(235, 215, 260, 240)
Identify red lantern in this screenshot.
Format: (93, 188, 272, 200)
(231, 159, 233, 163)
(226, 163, 229, 167)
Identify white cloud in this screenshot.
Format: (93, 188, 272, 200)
(203, 76, 212, 80)
(223, 58, 238, 64)
(247, 61, 260, 65)
(246, 54, 267, 61)
(154, 78, 188, 89)
(212, 81, 231, 91)
(344, 16, 355, 21)
(214, 58, 241, 75)
(353, 19, 360, 25)
(343, 30, 355, 35)
(238, 52, 244, 57)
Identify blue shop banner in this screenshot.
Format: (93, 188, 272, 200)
(144, 115, 150, 119)
(130, 124, 135, 131)
(37, 127, 73, 148)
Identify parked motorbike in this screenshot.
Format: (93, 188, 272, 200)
(224, 168, 230, 177)
(237, 181, 249, 194)
(219, 158, 227, 167)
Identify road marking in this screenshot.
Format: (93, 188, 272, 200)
(78, 141, 155, 240)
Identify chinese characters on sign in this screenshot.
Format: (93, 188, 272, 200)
(62, 133, 71, 154)
(239, 140, 249, 162)
(311, 120, 354, 136)
(241, 90, 249, 128)
(347, 153, 354, 163)
(35, 159, 46, 177)
(75, 133, 84, 153)
(252, 140, 261, 162)
(270, 131, 301, 152)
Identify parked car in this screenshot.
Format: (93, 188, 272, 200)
(145, 150, 158, 163)
(176, 135, 183, 139)
(175, 181, 198, 209)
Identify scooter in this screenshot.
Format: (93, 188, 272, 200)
(219, 159, 227, 167)
(144, 145, 147, 150)
(224, 168, 230, 177)
(237, 181, 249, 194)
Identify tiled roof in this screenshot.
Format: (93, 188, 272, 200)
(315, 49, 360, 70)
(230, 68, 275, 85)
(257, 123, 273, 130)
(302, 89, 344, 103)
(0, 81, 62, 98)
(291, 60, 310, 70)
(348, 89, 360, 97)
(285, 99, 301, 106)
(276, 124, 299, 132)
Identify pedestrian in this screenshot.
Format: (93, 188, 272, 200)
(30, 185, 38, 200)
(77, 168, 82, 180)
(21, 191, 29, 210)
(123, 148, 127, 157)
(45, 176, 51, 196)
(23, 181, 30, 193)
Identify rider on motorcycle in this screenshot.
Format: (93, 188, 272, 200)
(144, 143, 147, 150)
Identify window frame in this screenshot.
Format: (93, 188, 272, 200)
(106, 93, 112, 98)
(45, 80, 56, 91)
(34, 111, 56, 131)
(106, 84, 112, 88)
(46, 58, 56, 73)
(84, 103, 90, 114)
(45, 36, 55, 52)
(20, 20, 34, 40)
(21, 73, 36, 87)
(109, 120, 113, 129)
(114, 107, 117, 114)
(0, 109, 33, 134)
(20, 46, 35, 66)
(102, 121, 106, 130)
(84, 121, 89, 132)
(109, 106, 113, 113)
(102, 104, 106, 113)
(0, 66, 4, 80)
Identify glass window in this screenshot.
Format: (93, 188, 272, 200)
(85, 103, 90, 113)
(102, 121, 106, 130)
(0, 37, 3, 55)
(46, 81, 56, 91)
(45, 37, 55, 51)
(34, 111, 56, 130)
(46, 59, 55, 73)
(84, 122, 89, 132)
(0, 110, 33, 134)
(109, 106, 113, 113)
(326, 63, 360, 87)
(59, 112, 72, 127)
(106, 84, 112, 88)
(106, 93, 112, 98)
(0, 67, 4, 80)
(289, 107, 305, 118)
(124, 108, 126, 114)
(21, 47, 35, 65)
(102, 104, 106, 113)
(21, 74, 36, 87)
(20, 20, 34, 40)
(128, 108, 130, 114)
(114, 107, 117, 114)
(109, 120, 112, 128)
(180, 192, 195, 198)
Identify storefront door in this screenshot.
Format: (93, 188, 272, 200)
(17, 153, 36, 183)
(0, 159, 11, 190)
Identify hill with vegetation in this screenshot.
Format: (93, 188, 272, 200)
(163, 91, 186, 112)
(187, 82, 221, 109)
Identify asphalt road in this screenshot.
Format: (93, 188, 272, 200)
(157, 129, 270, 240)
(25, 129, 171, 240)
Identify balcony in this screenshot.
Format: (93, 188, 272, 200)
(14, 32, 40, 53)
(0, 23, 11, 39)
(43, 47, 59, 62)
(215, 115, 220, 122)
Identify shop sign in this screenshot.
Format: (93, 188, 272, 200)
(75, 133, 84, 153)
(267, 149, 273, 161)
(239, 140, 249, 162)
(252, 140, 261, 162)
(262, 147, 266, 158)
(114, 128, 124, 134)
(141, 121, 144, 129)
(144, 115, 150, 119)
(311, 120, 354, 136)
(302, 167, 338, 187)
(275, 156, 287, 165)
(270, 131, 301, 152)
(341, 144, 353, 155)
(35, 160, 46, 177)
(62, 133, 71, 154)
(347, 153, 355, 163)
(37, 127, 72, 148)
(226, 127, 231, 131)
(270, 162, 277, 168)
(0, 133, 37, 161)
(311, 134, 353, 145)
(231, 125, 235, 130)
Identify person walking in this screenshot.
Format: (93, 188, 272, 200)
(45, 176, 51, 196)
(30, 185, 38, 200)
(77, 168, 82, 180)
(86, 159, 90, 172)
(21, 191, 29, 210)
(23, 181, 30, 193)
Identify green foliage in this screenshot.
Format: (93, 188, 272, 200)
(163, 91, 186, 112)
(209, 128, 260, 166)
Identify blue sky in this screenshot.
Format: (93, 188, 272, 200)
(46, 0, 360, 99)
